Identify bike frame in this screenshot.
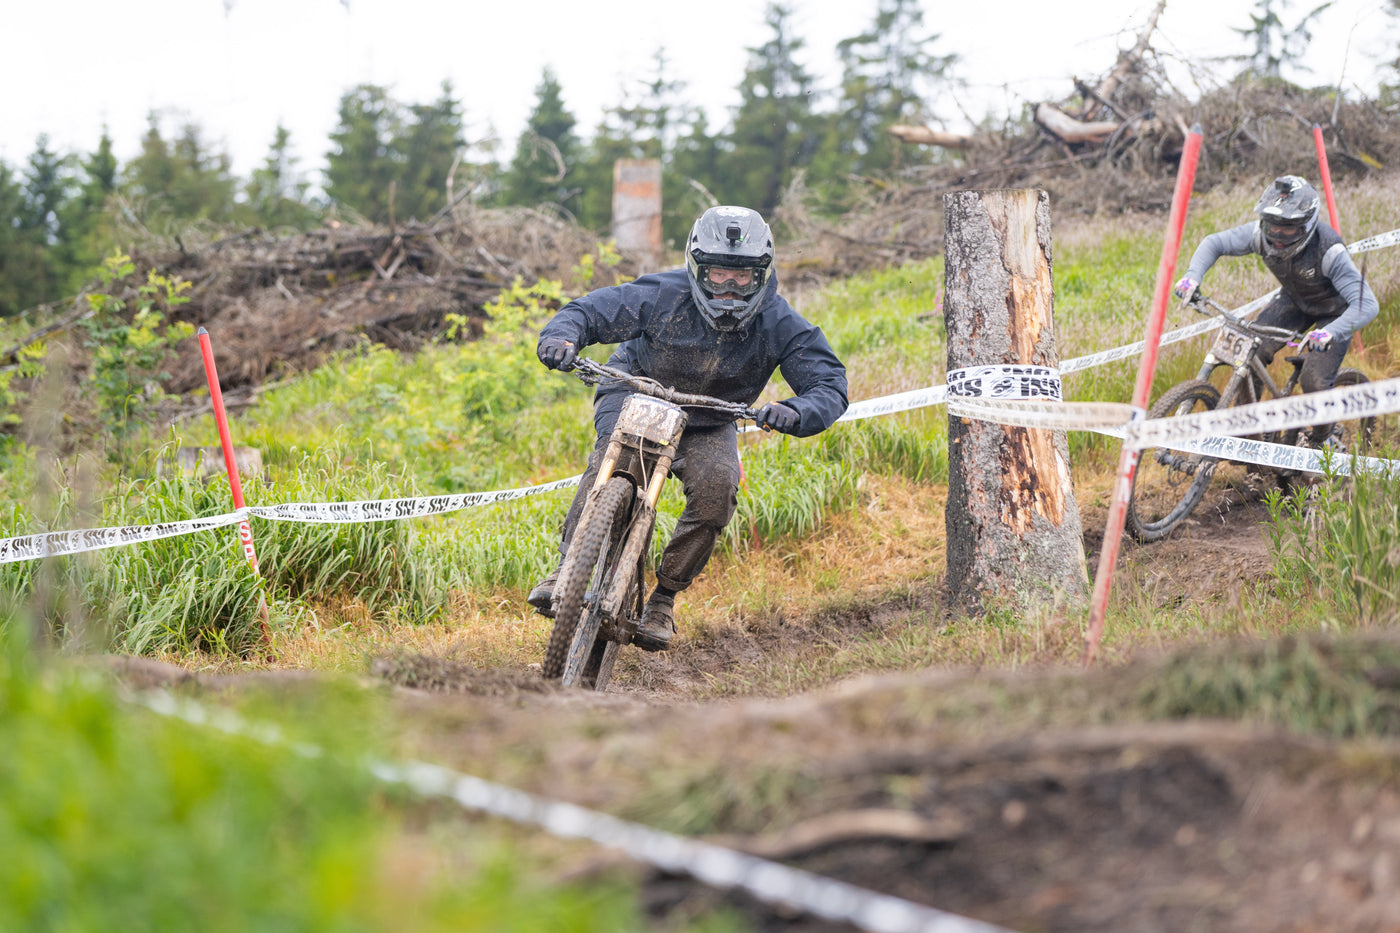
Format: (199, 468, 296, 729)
(1193, 298, 1306, 412)
(549, 358, 760, 688)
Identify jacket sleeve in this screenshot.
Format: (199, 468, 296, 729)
(1184, 222, 1258, 283)
(538, 279, 659, 349)
(772, 312, 849, 437)
(1319, 244, 1379, 341)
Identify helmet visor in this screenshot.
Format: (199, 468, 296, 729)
(699, 263, 764, 299)
(1263, 219, 1306, 251)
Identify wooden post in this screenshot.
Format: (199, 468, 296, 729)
(943, 188, 1088, 612)
(612, 158, 663, 272)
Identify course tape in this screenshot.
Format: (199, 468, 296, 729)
(138, 691, 1013, 933)
(1127, 375, 1400, 451)
(946, 365, 1062, 401)
(3, 229, 1396, 563)
(1130, 429, 1400, 479)
(243, 476, 582, 525)
(948, 399, 1135, 432)
(0, 512, 245, 564)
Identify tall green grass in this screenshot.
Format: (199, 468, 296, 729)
(1267, 460, 1400, 628)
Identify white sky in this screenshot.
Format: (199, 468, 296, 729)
(3, 0, 1391, 180)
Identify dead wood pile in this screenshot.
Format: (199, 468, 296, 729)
(141, 205, 624, 398)
(777, 1, 1399, 285)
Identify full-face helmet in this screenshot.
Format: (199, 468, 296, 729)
(685, 206, 774, 332)
(1256, 175, 1320, 260)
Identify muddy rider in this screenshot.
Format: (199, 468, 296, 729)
(528, 205, 849, 651)
(1173, 174, 1378, 445)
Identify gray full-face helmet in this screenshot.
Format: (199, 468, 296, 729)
(1256, 174, 1320, 260)
(685, 206, 774, 332)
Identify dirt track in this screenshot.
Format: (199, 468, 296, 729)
(102, 490, 1400, 932)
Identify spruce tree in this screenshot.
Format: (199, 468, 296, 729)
(723, 3, 822, 216)
(501, 67, 582, 216)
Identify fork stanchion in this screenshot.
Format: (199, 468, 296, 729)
(197, 327, 272, 646)
(1084, 124, 1203, 665)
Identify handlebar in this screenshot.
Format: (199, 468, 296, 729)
(1187, 292, 1308, 346)
(567, 357, 762, 422)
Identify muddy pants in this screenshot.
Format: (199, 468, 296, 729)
(1254, 292, 1349, 444)
(557, 391, 741, 593)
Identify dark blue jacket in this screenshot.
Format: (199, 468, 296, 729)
(539, 268, 848, 436)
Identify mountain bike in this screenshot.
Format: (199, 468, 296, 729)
(1126, 293, 1380, 543)
(541, 358, 760, 690)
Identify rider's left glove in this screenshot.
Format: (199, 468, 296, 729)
(1304, 329, 1335, 352)
(755, 402, 800, 434)
(537, 336, 578, 371)
(1172, 275, 1199, 302)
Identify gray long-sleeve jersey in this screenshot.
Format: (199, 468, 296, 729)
(1183, 220, 1378, 341)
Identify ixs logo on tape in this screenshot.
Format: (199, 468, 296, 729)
(946, 365, 1062, 401)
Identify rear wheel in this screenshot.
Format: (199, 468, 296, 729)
(1127, 379, 1222, 543)
(543, 477, 633, 682)
(1276, 368, 1384, 493)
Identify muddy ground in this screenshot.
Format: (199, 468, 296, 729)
(104, 487, 1400, 933)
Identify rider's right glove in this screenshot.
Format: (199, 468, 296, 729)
(755, 402, 800, 434)
(1172, 275, 1199, 302)
(536, 336, 578, 371)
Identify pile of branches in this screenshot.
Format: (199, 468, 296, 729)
(145, 204, 619, 398)
(779, 0, 1399, 284)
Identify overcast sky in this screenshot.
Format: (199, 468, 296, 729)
(3, 0, 1390, 180)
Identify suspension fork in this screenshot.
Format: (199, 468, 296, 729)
(599, 448, 676, 626)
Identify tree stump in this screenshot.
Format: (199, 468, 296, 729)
(943, 188, 1088, 613)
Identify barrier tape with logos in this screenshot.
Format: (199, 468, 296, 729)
(138, 690, 1013, 933)
(2, 228, 1397, 565)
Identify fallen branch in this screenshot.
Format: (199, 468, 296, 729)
(1034, 103, 1123, 144)
(888, 124, 976, 150)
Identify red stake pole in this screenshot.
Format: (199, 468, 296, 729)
(1313, 124, 1341, 235)
(1313, 124, 1362, 352)
(197, 326, 272, 645)
(1084, 125, 1204, 664)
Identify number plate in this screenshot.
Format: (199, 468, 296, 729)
(1209, 329, 1249, 366)
(615, 394, 687, 445)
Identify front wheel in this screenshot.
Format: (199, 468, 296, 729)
(542, 476, 633, 683)
(1126, 379, 1222, 543)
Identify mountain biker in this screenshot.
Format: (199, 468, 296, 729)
(528, 205, 849, 652)
(1173, 174, 1378, 445)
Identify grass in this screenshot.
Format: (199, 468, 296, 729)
(1, 176, 1398, 685)
(0, 635, 724, 932)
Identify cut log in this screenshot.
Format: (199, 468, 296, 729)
(887, 124, 975, 150)
(942, 188, 1088, 613)
(1034, 104, 1123, 144)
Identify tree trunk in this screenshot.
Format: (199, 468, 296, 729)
(943, 188, 1088, 613)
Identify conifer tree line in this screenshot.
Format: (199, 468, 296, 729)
(1, 0, 1387, 318)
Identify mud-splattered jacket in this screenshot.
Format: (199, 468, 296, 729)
(1183, 221, 1378, 341)
(538, 268, 848, 436)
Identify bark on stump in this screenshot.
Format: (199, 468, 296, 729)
(943, 188, 1088, 613)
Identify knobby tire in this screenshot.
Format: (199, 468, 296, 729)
(543, 476, 633, 682)
(1275, 368, 1376, 495)
(1126, 379, 1222, 543)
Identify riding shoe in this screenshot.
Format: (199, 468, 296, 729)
(634, 591, 676, 652)
(527, 567, 560, 616)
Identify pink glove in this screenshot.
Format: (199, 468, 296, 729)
(1304, 329, 1334, 352)
(1173, 276, 1198, 300)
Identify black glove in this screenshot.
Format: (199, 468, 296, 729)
(756, 402, 800, 434)
(537, 336, 577, 371)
